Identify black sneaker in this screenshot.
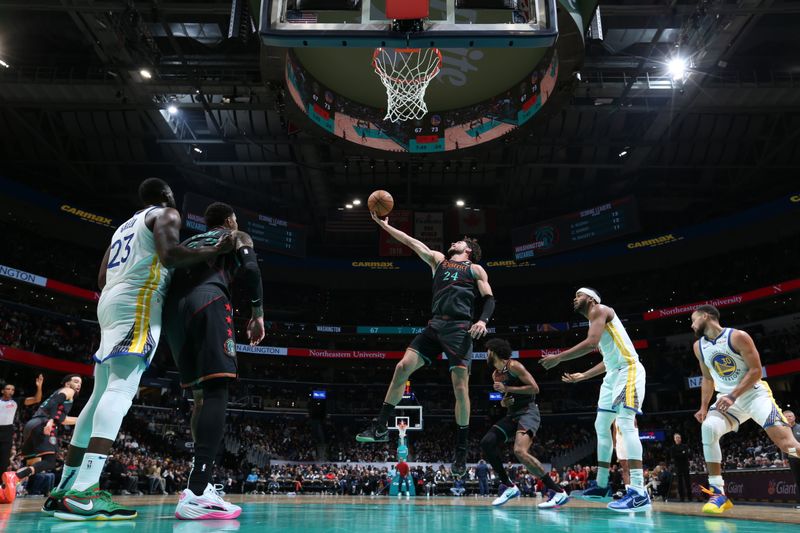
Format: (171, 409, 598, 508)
(451, 449, 467, 478)
(356, 420, 389, 443)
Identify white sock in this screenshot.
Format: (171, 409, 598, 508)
(56, 465, 80, 491)
(708, 475, 725, 493)
(71, 453, 108, 492)
(596, 467, 609, 488)
(629, 468, 644, 490)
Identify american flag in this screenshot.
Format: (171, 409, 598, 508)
(286, 10, 318, 23)
(326, 209, 375, 233)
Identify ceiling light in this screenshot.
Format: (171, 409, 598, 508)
(345, 204, 353, 209)
(353, 199, 361, 205)
(456, 200, 465, 207)
(139, 68, 152, 79)
(0, 59, 9, 69)
(167, 105, 178, 115)
(667, 57, 687, 81)
(192, 146, 203, 154)
(618, 150, 628, 157)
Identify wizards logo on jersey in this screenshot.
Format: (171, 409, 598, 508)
(711, 353, 741, 381)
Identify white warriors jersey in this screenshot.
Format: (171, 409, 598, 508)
(596, 312, 640, 370)
(94, 207, 171, 362)
(699, 328, 754, 394)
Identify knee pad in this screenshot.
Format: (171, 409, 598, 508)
(616, 410, 643, 461)
(702, 413, 729, 463)
(594, 411, 616, 462)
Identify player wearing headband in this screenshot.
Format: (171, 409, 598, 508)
(540, 288, 650, 512)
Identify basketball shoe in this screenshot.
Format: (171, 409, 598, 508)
(41, 488, 68, 515)
(175, 483, 242, 520)
(701, 485, 733, 514)
(55, 488, 137, 520)
(356, 419, 389, 443)
(538, 490, 570, 509)
(607, 487, 651, 512)
(492, 484, 520, 506)
(577, 480, 613, 501)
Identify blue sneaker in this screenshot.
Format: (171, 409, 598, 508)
(607, 488, 652, 513)
(492, 485, 520, 507)
(576, 480, 612, 501)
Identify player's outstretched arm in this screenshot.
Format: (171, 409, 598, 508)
(469, 265, 494, 339)
(562, 361, 606, 383)
(152, 207, 233, 268)
(23, 374, 44, 406)
(540, 305, 609, 370)
(234, 231, 265, 346)
(370, 211, 444, 270)
(693, 341, 714, 423)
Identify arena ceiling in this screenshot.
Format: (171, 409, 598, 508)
(0, 0, 798, 255)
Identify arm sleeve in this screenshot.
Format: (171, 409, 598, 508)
(237, 246, 264, 309)
(478, 295, 496, 323)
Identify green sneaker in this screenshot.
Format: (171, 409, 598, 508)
(54, 488, 138, 521)
(41, 488, 68, 515)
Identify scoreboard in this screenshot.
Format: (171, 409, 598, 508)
(408, 114, 445, 153)
(512, 196, 640, 260)
(182, 193, 307, 258)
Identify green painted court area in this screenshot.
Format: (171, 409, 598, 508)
(6, 500, 800, 533)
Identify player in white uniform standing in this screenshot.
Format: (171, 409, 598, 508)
(691, 304, 800, 514)
(541, 288, 650, 512)
(49, 178, 231, 521)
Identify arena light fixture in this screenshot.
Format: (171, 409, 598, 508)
(139, 68, 152, 79)
(0, 59, 9, 68)
(456, 200, 465, 207)
(192, 146, 203, 154)
(345, 204, 353, 209)
(167, 105, 178, 115)
(353, 199, 362, 205)
(667, 56, 688, 81)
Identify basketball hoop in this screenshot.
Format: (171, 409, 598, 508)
(372, 47, 442, 123)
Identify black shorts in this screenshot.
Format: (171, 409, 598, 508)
(165, 287, 238, 388)
(408, 318, 473, 370)
(493, 403, 541, 443)
(21, 418, 58, 459)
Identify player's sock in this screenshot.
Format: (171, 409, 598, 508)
(16, 466, 33, 480)
(56, 465, 80, 491)
(71, 453, 108, 492)
(708, 475, 725, 493)
(630, 468, 645, 491)
(596, 466, 610, 488)
(541, 474, 564, 493)
(376, 402, 395, 428)
(456, 425, 469, 450)
(188, 380, 229, 495)
(188, 456, 215, 495)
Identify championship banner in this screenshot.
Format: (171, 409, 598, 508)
(0, 345, 93, 375)
(414, 212, 444, 251)
(379, 210, 413, 256)
(0, 264, 100, 301)
(643, 279, 800, 320)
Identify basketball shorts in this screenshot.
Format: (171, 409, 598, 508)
(20, 418, 58, 459)
(709, 381, 788, 430)
(597, 361, 646, 415)
(493, 403, 541, 442)
(408, 318, 473, 370)
(164, 287, 238, 388)
(94, 281, 165, 365)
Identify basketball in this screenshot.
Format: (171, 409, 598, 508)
(368, 190, 394, 217)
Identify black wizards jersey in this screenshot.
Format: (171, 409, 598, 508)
(499, 361, 534, 413)
(170, 229, 241, 297)
(431, 259, 478, 320)
(32, 389, 73, 423)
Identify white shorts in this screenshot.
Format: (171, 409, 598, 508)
(710, 381, 788, 430)
(94, 282, 164, 365)
(598, 362, 646, 415)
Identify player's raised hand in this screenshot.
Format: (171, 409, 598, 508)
(694, 407, 708, 423)
(562, 372, 584, 384)
(469, 320, 487, 339)
(539, 353, 562, 370)
(35, 374, 44, 388)
(247, 316, 265, 345)
(370, 211, 389, 227)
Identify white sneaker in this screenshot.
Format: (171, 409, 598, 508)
(538, 490, 570, 509)
(492, 485, 520, 507)
(175, 484, 242, 520)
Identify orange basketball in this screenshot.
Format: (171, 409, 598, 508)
(368, 190, 394, 217)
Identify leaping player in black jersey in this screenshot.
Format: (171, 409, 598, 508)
(357, 212, 495, 478)
(2, 374, 82, 503)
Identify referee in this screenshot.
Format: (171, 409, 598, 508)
(783, 410, 800, 510)
(0, 375, 43, 475)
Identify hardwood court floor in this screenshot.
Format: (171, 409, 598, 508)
(2, 494, 799, 532)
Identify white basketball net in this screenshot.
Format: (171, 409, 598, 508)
(373, 48, 442, 123)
